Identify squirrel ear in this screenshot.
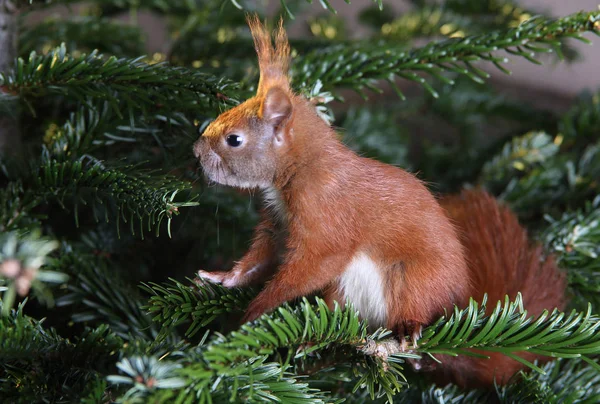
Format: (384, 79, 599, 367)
(262, 86, 292, 129)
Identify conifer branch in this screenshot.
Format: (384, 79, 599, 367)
(23, 0, 196, 14)
(376, 357, 600, 403)
(19, 16, 145, 58)
(0, 44, 241, 118)
(292, 11, 600, 100)
(0, 181, 42, 232)
(33, 160, 197, 237)
(480, 131, 560, 192)
(110, 355, 330, 403)
(427, 77, 558, 135)
(225, 0, 381, 17)
(480, 131, 600, 216)
(388, 383, 488, 404)
(0, 302, 123, 402)
(50, 248, 160, 341)
(0, 0, 20, 155)
(381, 1, 535, 42)
(143, 278, 255, 339)
(0, 231, 63, 315)
(340, 107, 412, 168)
(39, 102, 197, 169)
(141, 279, 412, 399)
(356, 293, 600, 376)
(23, 0, 369, 19)
(515, 358, 600, 402)
(543, 197, 600, 309)
(559, 90, 600, 150)
(413, 294, 600, 370)
(146, 278, 600, 397)
(41, 104, 108, 161)
(142, 279, 600, 401)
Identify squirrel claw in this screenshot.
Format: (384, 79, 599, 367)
(394, 320, 435, 372)
(196, 270, 242, 288)
(411, 325, 423, 349)
(395, 320, 423, 350)
(196, 269, 225, 284)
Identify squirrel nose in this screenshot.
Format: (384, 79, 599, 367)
(193, 138, 205, 159)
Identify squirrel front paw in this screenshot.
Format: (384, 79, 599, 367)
(196, 269, 240, 288)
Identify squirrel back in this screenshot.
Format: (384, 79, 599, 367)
(435, 189, 567, 388)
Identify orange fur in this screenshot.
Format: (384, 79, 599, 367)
(193, 16, 567, 390)
(435, 190, 566, 388)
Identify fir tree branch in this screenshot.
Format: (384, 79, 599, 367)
(495, 358, 600, 403)
(0, 181, 42, 232)
(23, 0, 367, 19)
(0, 301, 123, 402)
(143, 280, 414, 400)
(33, 159, 197, 237)
(355, 294, 600, 375)
(107, 356, 185, 399)
(381, 1, 536, 42)
(427, 78, 558, 131)
(0, 44, 241, 118)
(340, 79, 558, 193)
(110, 355, 330, 403)
(51, 247, 160, 341)
(479, 131, 600, 217)
(37, 101, 199, 175)
(559, 90, 600, 151)
(411, 294, 600, 371)
(19, 16, 145, 58)
(0, 230, 63, 315)
(142, 278, 255, 339)
(0, 0, 20, 155)
(340, 107, 412, 168)
(224, 0, 380, 18)
(389, 382, 489, 404)
(41, 104, 108, 161)
(480, 131, 561, 193)
(146, 278, 600, 400)
(373, 357, 600, 403)
(22, 0, 197, 15)
(542, 197, 600, 310)
(292, 11, 600, 100)
(3, 111, 199, 239)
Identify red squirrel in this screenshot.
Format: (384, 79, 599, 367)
(193, 15, 566, 388)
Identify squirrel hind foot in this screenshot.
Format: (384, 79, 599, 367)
(394, 320, 423, 349)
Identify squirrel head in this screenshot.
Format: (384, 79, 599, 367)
(194, 15, 295, 189)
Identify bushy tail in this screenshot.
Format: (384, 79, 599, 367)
(435, 189, 566, 388)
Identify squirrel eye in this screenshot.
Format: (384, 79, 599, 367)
(226, 134, 243, 147)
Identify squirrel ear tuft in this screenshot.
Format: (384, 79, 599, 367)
(261, 86, 292, 129)
(246, 13, 291, 96)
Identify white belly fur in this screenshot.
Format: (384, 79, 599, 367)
(338, 253, 387, 328)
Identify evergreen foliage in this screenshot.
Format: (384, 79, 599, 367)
(1, 0, 599, 402)
(293, 10, 599, 100)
